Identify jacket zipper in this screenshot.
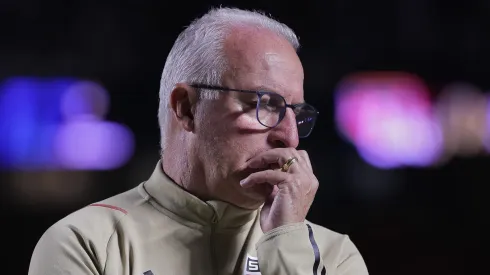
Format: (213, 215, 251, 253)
(210, 213, 219, 275)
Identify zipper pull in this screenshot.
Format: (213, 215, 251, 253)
(211, 214, 219, 224)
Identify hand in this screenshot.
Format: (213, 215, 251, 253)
(240, 148, 319, 232)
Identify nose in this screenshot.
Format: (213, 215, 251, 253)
(267, 108, 299, 148)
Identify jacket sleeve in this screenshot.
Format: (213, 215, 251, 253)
(256, 222, 368, 275)
(28, 223, 103, 275)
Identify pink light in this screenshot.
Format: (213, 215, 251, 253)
(335, 72, 442, 168)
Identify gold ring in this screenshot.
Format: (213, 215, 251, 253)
(280, 157, 298, 172)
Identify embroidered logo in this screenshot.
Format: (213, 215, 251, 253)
(143, 270, 154, 275)
(244, 254, 261, 275)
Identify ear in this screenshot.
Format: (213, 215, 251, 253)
(169, 83, 198, 132)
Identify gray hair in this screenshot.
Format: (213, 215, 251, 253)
(158, 7, 300, 150)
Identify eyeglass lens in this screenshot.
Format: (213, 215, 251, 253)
(256, 93, 317, 137)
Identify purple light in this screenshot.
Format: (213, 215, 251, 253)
(55, 80, 134, 170)
(0, 77, 135, 171)
(53, 119, 134, 170)
(60, 81, 110, 120)
(356, 147, 400, 169)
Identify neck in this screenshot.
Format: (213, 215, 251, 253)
(161, 143, 212, 202)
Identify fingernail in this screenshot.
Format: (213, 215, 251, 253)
(240, 179, 247, 186)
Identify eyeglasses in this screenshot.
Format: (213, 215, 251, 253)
(190, 84, 319, 138)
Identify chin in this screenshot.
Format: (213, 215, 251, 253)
(232, 183, 272, 209)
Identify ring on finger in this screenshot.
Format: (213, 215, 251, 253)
(280, 157, 298, 172)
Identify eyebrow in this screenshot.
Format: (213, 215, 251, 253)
(249, 85, 306, 105)
(247, 85, 278, 93)
(221, 84, 305, 105)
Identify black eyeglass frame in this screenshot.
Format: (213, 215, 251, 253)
(189, 84, 319, 138)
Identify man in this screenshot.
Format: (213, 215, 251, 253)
(29, 7, 368, 275)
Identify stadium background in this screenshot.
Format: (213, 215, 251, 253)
(1, 0, 489, 274)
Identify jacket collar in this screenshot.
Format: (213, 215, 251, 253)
(140, 161, 259, 229)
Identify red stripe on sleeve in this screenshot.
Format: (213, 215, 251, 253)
(89, 203, 128, 214)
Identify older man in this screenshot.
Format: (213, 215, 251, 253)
(29, 7, 368, 275)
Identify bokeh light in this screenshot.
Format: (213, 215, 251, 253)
(0, 77, 134, 170)
(53, 119, 134, 170)
(335, 72, 443, 168)
(60, 80, 110, 120)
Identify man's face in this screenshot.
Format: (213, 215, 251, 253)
(192, 27, 305, 209)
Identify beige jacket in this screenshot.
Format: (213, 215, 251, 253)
(29, 162, 368, 275)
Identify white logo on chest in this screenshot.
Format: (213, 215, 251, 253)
(244, 254, 261, 275)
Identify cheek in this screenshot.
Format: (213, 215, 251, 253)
(215, 107, 264, 133)
(196, 104, 266, 159)
(236, 115, 256, 127)
(234, 113, 264, 131)
(205, 119, 261, 159)
(221, 113, 269, 152)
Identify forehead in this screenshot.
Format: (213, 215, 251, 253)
(222, 26, 304, 102)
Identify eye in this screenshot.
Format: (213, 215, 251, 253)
(258, 94, 282, 111)
(259, 101, 277, 111)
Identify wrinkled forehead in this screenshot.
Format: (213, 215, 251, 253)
(222, 26, 304, 102)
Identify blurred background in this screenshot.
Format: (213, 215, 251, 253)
(1, 0, 489, 274)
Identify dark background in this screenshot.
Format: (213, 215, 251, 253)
(1, 0, 489, 274)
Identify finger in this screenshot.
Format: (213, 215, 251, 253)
(297, 150, 313, 171)
(240, 169, 290, 188)
(247, 148, 297, 168)
(274, 156, 301, 174)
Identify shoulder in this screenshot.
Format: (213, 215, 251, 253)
(29, 185, 152, 274)
(54, 185, 144, 236)
(33, 184, 150, 256)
